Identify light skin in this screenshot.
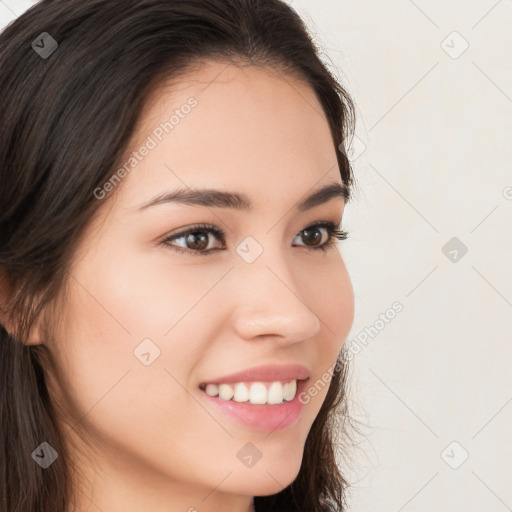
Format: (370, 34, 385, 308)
(20, 61, 354, 512)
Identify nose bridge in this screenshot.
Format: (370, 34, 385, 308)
(229, 238, 321, 343)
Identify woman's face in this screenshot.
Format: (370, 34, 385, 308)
(47, 61, 354, 511)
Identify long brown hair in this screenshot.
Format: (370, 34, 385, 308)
(0, 1, 358, 510)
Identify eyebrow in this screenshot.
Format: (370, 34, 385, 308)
(138, 181, 349, 212)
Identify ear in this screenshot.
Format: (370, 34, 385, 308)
(0, 265, 44, 345)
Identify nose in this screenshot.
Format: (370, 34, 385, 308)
(228, 247, 322, 346)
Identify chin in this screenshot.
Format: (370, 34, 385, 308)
(230, 457, 303, 496)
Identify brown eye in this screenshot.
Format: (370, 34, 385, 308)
(162, 224, 225, 256)
(293, 222, 348, 253)
(181, 231, 210, 251)
(299, 226, 325, 247)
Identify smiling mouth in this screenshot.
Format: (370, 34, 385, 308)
(198, 378, 308, 405)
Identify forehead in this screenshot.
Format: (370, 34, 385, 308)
(115, 60, 342, 209)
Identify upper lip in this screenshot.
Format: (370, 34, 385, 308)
(200, 363, 311, 385)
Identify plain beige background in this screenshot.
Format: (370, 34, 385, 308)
(1, 1, 511, 510)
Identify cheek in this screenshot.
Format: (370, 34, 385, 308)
(83, 242, 222, 343)
(299, 256, 353, 412)
(51, 250, 222, 445)
(49, 283, 208, 479)
(308, 254, 354, 352)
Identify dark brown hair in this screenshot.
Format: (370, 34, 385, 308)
(0, 1, 358, 510)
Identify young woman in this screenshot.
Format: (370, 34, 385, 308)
(0, 1, 358, 510)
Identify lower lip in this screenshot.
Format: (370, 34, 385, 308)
(200, 379, 309, 432)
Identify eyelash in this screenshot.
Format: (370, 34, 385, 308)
(160, 221, 349, 257)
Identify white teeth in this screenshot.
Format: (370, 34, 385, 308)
(202, 379, 297, 405)
(233, 383, 250, 402)
(283, 379, 296, 401)
(267, 381, 283, 404)
(218, 383, 234, 400)
(249, 382, 267, 404)
(205, 384, 219, 396)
